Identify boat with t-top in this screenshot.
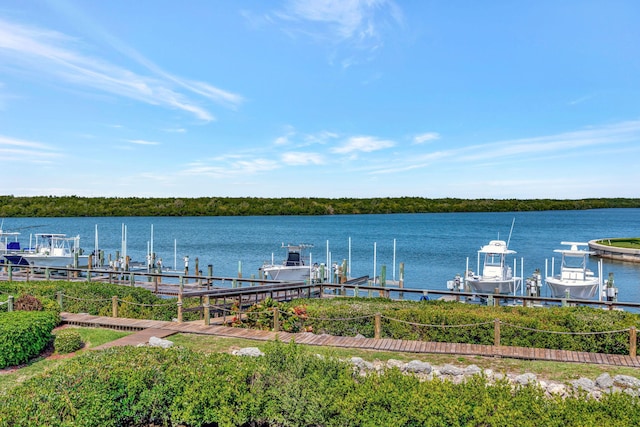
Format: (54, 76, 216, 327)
(545, 242, 600, 299)
(4, 233, 89, 268)
(259, 243, 319, 282)
(465, 240, 522, 295)
(0, 230, 21, 265)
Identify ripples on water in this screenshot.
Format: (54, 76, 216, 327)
(5, 209, 640, 301)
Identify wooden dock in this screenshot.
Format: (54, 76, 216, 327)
(61, 312, 640, 367)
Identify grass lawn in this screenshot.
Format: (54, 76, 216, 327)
(0, 326, 131, 391)
(596, 238, 640, 249)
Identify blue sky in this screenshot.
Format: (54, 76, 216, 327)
(1, 0, 639, 199)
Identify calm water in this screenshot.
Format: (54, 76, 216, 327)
(4, 209, 640, 301)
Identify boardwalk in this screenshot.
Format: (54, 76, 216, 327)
(61, 312, 640, 367)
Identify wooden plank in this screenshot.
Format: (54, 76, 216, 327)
(60, 313, 640, 366)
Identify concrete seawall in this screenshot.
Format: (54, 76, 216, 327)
(589, 239, 640, 263)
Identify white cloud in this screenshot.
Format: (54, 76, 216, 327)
(269, 0, 403, 66)
(281, 151, 325, 165)
(372, 120, 640, 175)
(0, 135, 61, 161)
(413, 132, 440, 144)
(127, 139, 160, 146)
(182, 156, 280, 178)
(0, 18, 243, 121)
(331, 135, 395, 154)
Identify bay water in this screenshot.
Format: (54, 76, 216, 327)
(4, 209, 640, 302)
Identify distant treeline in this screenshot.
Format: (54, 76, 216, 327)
(0, 196, 639, 217)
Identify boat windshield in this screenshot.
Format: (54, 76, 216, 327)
(485, 253, 503, 266)
(563, 255, 587, 269)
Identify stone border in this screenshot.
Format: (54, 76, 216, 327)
(589, 239, 640, 263)
(231, 345, 640, 400)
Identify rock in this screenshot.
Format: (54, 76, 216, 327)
(464, 364, 482, 376)
(354, 333, 366, 339)
(386, 359, 406, 370)
(514, 373, 537, 386)
(571, 378, 596, 392)
(350, 357, 374, 371)
(613, 375, 640, 389)
(595, 373, 614, 389)
(546, 383, 566, 395)
(148, 336, 174, 349)
(405, 360, 432, 374)
(232, 347, 264, 357)
(439, 364, 463, 376)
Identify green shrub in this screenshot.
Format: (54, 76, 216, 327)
(282, 298, 640, 355)
(0, 310, 59, 368)
(1, 343, 640, 427)
(54, 329, 83, 354)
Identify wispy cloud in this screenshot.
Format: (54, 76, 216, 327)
(182, 156, 280, 178)
(274, 127, 338, 148)
(331, 135, 395, 154)
(413, 132, 440, 144)
(0, 17, 242, 121)
(281, 151, 325, 165)
(373, 120, 640, 174)
(269, 0, 403, 66)
(127, 139, 160, 146)
(568, 94, 595, 106)
(0, 134, 61, 162)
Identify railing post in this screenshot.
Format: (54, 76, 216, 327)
(45, 267, 50, 280)
(57, 291, 63, 310)
(494, 319, 501, 347)
(204, 295, 210, 326)
(177, 281, 184, 323)
(112, 296, 118, 318)
(630, 327, 637, 358)
(7, 295, 13, 312)
(374, 313, 382, 339)
(8, 264, 12, 281)
(273, 308, 280, 332)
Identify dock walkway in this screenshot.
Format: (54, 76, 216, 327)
(61, 313, 640, 367)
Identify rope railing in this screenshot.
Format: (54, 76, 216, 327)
(62, 294, 112, 303)
(500, 321, 630, 336)
(28, 287, 638, 357)
(382, 315, 495, 329)
(114, 299, 175, 308)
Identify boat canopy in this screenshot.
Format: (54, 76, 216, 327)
(477, 240, 516, 255)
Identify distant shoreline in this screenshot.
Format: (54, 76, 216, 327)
(0, 196, 639, 217)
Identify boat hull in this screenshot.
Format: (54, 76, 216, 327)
(260, 265, 310, 282)
(4, 254, 89, 269)
(466, 278, 520, 295)
(546, 278, 599, 299)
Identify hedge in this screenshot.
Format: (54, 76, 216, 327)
(0, 310, 60, 368)
(1, 342, 639, 426)
(279, 298, 640, 355)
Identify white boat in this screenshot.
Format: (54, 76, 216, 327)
(545, 242, 600, 299)
(465, 240, 522, 294)
(0, 230, 21, 264)
(260, 244, 318, 282)
(4, 233, 89, 268)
